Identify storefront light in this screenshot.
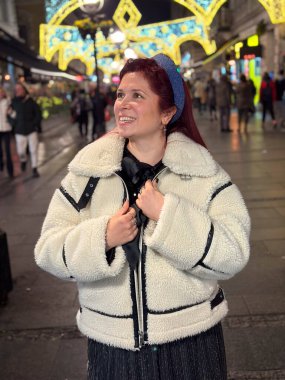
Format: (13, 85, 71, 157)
(234, 42, 243, 59)
(103, 76, 110, 84)
(247, 35, 259, 47)
(90, 75, 97, 82)
(4, 74, 11, 81)
(244, 54, 256, 60)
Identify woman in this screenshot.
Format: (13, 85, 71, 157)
(35, 54, 250, 379)
(0, 87, 14, 178)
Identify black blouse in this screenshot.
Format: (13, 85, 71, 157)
(121, 146, 165, 205)
(116, 146, 165, 269)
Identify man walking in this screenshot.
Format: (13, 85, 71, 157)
(8, 83, 41, 178)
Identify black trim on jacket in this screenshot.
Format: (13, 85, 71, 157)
(211, 181, 232, 201)
(62, 246, 74, 279)
(148, 288, 224, 315)
(62, 246, 68, 268)
(141, 242, 148, 342)
(59, 176, 100, 212)
(193, 223, 214, 268)
(192, 181, 233, 271)
(83, 306, 132, 319)
(130, 269, 140, 348)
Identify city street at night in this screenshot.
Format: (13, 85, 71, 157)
(1, 0, 285, 379)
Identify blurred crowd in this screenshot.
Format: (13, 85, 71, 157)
(188, 69, 285, 133)
(69, 85, 115, 141)
(1, 70, 284, 182)
(0, 81, 116, 181)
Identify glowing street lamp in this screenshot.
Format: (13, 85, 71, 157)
(75, 0, 112, 94)
(109, 31, 137, 64)
(124, 47, 138, 60)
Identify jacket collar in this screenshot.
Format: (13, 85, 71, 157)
(68, 131, 218, 178)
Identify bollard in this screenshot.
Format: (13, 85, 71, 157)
(0, 229, 13, 306)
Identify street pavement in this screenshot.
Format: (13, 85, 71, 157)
(0, 109, 284, 380)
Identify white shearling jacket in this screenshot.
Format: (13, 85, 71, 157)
(35, 132, 250, 350)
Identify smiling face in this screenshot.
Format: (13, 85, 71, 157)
(114, 72, 173, 142)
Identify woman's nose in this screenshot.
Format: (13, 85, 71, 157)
(119, 96, 131, 108)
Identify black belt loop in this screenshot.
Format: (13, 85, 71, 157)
(210, 288, 225, 310)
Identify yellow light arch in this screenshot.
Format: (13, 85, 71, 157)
(48, 0, 95, 26)
(41, 0, 285, 76)
(258, 0, 285, 23)
(40, 0, 217, 74)
(174, 0, 227, 26)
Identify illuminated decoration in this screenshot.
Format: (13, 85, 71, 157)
(174, 0, 285, 25)
(41, 0, 285, 76)
(113, 0, 142, 29)
(174, 0, 227, 25)
(202, 36, 240, 65)
(258, 0, 285, 24)
(45, 0, 70, 22)
(40, 23, 128, 75)
(74, 17, 113, 32)
(234, 42, 243, 59)
(247, 34, 259, 47)
(125, 17, 216, 63)
(41, 0, 217, 75)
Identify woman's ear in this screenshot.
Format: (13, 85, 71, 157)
(162, 106, 177, 125)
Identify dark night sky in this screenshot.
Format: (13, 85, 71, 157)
(69, 0, 184, 26)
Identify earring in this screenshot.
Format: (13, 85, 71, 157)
(162, 124, 167, 133)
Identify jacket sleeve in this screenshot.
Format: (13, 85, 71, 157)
(34, 173, 126, 282)
(144, 179, 250, 281)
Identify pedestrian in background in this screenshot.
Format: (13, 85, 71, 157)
(0, 87, 14, 179)
(193, 77, 206, 115)
(216, 75, 232, 132)
(275, 69, 285, 126)
(206, 77, 217, 121)
(8, 83, 41, 178)
(236, 74, 252, 133)
(71, 89, 91, 137)
(259, 72, 277, 129)
(248, 78, 256, 116)
(35, 54, 250, 380)
(90, 88, 107, 140)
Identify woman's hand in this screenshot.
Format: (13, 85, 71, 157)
(106, 200, 138, 250)
(136, 180, 164, 221)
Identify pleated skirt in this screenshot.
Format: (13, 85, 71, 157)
(87, 322, 227, 380)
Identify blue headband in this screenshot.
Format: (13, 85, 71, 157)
(153, 53, 185, 123)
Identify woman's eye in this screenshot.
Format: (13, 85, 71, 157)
(134, 93, 143, 99)
(116, 92, 124, 99)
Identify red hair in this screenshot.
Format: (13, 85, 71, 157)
(119, 58, 206, 148)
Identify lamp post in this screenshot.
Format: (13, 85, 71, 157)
(75, 0, 112, 95)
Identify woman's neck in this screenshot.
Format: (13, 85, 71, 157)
(127, 135, 166, 165)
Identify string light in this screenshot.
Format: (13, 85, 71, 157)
(41, 0, 216, 74)
(41, 0, 285, 77)
(258, 0, 285, 24)
(174, 0, 227, 26)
